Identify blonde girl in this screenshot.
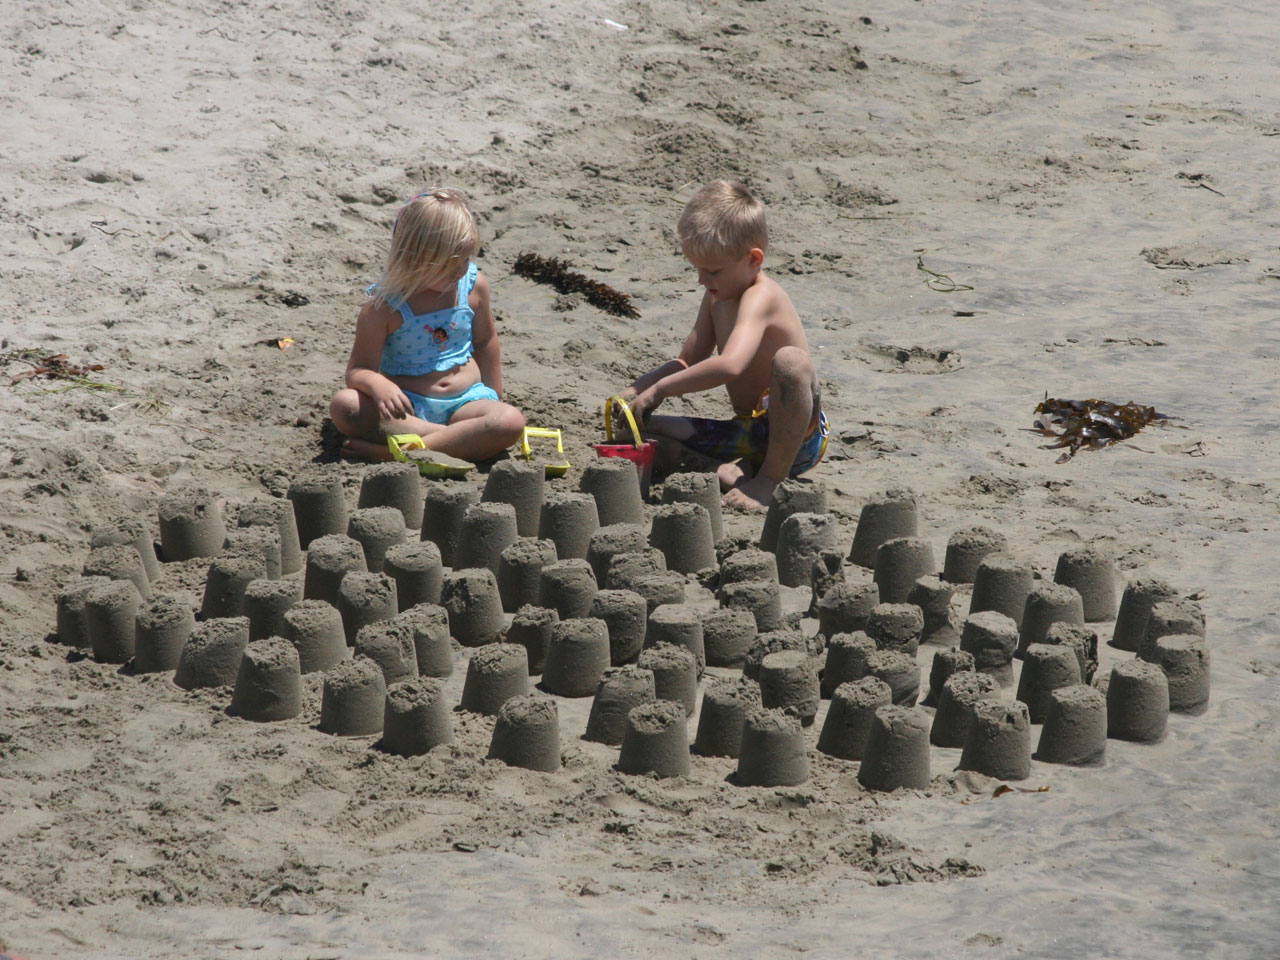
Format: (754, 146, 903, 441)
(330, 188, 524, 462)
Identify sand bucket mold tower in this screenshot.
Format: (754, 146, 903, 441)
(591, 396, 657, 501)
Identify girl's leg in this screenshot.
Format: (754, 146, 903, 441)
(329, 387, 444, 461)
(429, 399, 525, 461)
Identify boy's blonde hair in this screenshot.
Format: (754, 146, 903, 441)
(677, 180, 768, 260)
(376, 188, 479, 304)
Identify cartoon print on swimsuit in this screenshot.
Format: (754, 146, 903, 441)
(378, 262, 478, 375)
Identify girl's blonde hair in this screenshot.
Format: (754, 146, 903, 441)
(375, 188, 479, 304)
(677, 180, 768, 260)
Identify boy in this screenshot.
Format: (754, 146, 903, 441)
(621, 181, 828, 510)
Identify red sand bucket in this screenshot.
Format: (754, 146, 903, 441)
(591, 396, 657, 498)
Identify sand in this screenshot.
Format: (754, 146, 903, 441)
(2, 0, 1279, 957)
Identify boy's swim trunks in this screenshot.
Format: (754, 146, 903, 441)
(678, 394, 829, 477)
(402, 381, 500, 425)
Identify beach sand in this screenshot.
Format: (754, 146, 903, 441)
(2, 0, 1278, 956)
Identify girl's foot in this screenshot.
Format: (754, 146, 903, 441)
(340, 437, 393, 462)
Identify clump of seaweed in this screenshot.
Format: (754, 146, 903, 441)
(1, 348, 123, 393)
(513, 253, 640, 319)
(1032, 396, 1176, 463)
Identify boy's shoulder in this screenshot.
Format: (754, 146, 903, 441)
(737, 271, 793, 314)
(751, 270, 788, 294)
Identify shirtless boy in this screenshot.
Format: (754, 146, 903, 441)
(621, 180, 828, 510)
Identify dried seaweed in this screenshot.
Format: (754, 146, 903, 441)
(512, 253, 640, 319)
(916, 254, 974, 292)
(1031, 396, 1176, 463)
(1, 348, 123, 393)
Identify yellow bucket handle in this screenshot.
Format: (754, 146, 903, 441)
(521, 427, 564, 459)
(605, 396, 644, 448)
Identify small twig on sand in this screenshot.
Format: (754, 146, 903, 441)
(91, 221, 139, 238)
(1195, 182, 1225, 197)
(1176, 172, 1225, 197)
(110, 393, 172, 417)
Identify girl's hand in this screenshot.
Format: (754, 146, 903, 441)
(373, 382, 413, 421)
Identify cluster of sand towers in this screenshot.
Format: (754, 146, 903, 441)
(54, 458, 1209, 789)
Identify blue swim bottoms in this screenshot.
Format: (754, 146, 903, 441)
(402, 382, 500, 425)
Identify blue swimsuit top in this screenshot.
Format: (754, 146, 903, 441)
(376, 262, 477, 375)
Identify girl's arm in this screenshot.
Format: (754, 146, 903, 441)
(470, 272, 504, 398)
(346, 301, 414, 420)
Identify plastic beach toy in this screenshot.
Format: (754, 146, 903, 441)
(386, 434, 473, 479)
(591, 396, 657, 497)
(521, 427, 571, 478)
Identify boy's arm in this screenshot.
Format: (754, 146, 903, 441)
(345, 301, 414, 420)
(624, 359, 687, 399)
(470, 272, 504, 398)
(631, 292, 767, 417)
(623, 297, 717, 401)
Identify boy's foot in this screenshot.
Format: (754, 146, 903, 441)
(722, 474, 777, 511)
(341, 437, 394, 462)
(716, 459, 750, 491)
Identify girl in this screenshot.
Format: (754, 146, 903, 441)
(330, 188, 525, 463)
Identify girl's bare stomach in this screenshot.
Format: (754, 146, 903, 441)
(390, 359, 481, 398)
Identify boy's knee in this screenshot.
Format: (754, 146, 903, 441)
(772, 345, 813, 381)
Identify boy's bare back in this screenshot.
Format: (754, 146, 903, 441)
(699, 271, 811, 416)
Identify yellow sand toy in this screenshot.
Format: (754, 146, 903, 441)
(521, 427, 571, 478)
(386, 434, 474, 479)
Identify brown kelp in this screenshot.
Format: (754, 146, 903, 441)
(2, 348, 122, 393)
(1032, 397, 1176, 463)
(512, 253, 640, 319)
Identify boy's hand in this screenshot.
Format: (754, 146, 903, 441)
(628, 387, 662, 423)
(372, 382, 414, 421)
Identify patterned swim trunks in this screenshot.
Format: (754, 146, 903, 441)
(678, 399, 829, 477)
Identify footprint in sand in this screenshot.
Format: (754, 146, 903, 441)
(854, 342, 963, 374)
(1141, 245, 1248, 270)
